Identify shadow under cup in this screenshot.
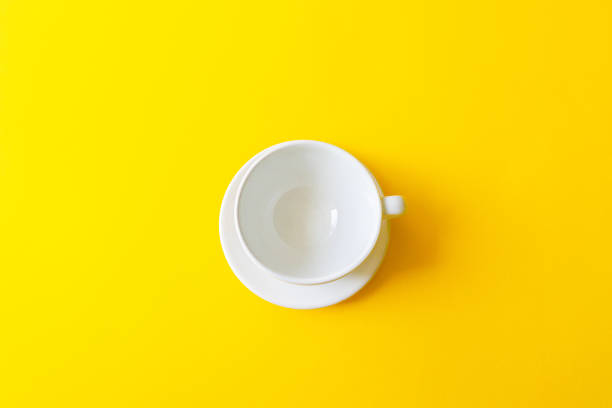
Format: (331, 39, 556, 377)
(235, 141, 382, 285)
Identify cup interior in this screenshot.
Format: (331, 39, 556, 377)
(236, 141, 381, 284)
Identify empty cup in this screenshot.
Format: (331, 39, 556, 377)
(235, 140, 404, 285)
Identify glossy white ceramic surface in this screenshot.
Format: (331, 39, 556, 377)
(235, 141, 391, 285)
(220, 146, 389, 309)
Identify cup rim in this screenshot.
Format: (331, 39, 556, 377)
(234, 140, 383, 285)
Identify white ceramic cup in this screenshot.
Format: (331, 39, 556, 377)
(235, 140, 404, 285)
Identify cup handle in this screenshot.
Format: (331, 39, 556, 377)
(383, 196, 405, 219)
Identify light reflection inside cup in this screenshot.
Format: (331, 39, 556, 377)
(273, 186, 339, 249)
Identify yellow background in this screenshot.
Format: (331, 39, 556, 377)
(1, 0, 611, 406)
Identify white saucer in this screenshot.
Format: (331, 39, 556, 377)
(219, 148, 389, 309)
